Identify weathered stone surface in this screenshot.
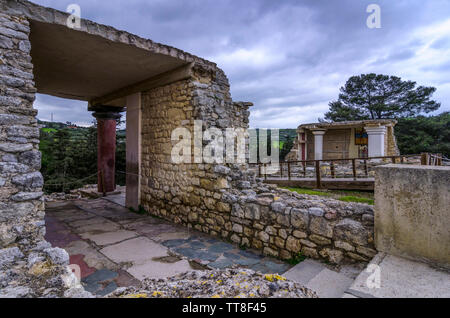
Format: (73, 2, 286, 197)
(300, 239, 317, 248)
(291, 208, 309, 230)
(0, 247, 24, 268)
(232, 224, 243, 233)
(302, 247, 319, 258)
(347, 252, 369, 262)
(276, 214, 290, 227)
(0, 162, 29, 174)
(44, 247, 70, 266)
(0, 224, 16, 245)
(308, 207, 324, 217)
(0, 286, 31, 298)
(214, 165, 231, 175)
(0, 143, 33, 153)
(0, 34, 13, 49)
(64, 287, 95, 298)
(18, 150, 41, 170)
(11, 172, 44, 189)
(335, 240, 355, 252)
(309, 234, 331, 246)
(7, 125, 39, 138)
(271, 201, 286, 213)
(310, 216, 334, 238)
(0, 202, 34, 222)
(356, 246, 377, 258)
(2, 154, 17, 162)
(286, 236, 301, 253)
(0, 114, 30, 125)
(293, 230, 307, 239)
(265, 226, 277, 235)
(319, 248, 344, 264)
(11, 191, 43, 202)
(263, 247, 278, 258)
(108, 268, 317, 298)
(258, 231, 269, 243)
(334, 219, 368, 246)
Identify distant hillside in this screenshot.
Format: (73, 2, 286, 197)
(251, 128, 297, 161)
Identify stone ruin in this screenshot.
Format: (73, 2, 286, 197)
(0, 0, 376, 297)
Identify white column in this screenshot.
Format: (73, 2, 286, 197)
(365, 126, 386, 157)
(312, 130, 326, 160)
(125, 93, 141, 210)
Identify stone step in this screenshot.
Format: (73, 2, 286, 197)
(343, 253, 450, 298)
(284, 259, 355, 298)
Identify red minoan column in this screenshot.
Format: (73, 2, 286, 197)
(92, 107, 123, 193)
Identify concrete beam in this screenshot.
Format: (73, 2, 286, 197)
(89, 63, 193, 108)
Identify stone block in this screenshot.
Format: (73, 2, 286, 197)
(309, 234, 331, 246)
(309, 216, 334, 238)
(291, 208, 309, 230)
(286, 236, 301, 253)
(334, 219, 368, 246)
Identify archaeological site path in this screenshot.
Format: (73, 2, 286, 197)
(45, 195, 295, 296)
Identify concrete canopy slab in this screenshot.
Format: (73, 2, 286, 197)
(29, 20, 186, 104)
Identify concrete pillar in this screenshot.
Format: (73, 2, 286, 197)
(312, 130, 326, 160)
(365, 125, 386, 157)
(92, 107, 123, 193)
(125, 93, 141, 210)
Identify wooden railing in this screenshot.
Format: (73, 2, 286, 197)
(422, 153, 444, 166)
(252, 153, 443, 189)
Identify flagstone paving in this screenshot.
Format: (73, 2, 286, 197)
(45, 197, 292, 296)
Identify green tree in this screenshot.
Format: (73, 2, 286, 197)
(44, 129, 77, 192)
(395, 112, 450, 158)
(324, 74, 440, 121)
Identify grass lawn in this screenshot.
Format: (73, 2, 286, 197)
(41, 128, 57, 133)
(282, 187, 374, 205)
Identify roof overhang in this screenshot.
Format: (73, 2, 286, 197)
(2, 0, 217, 108)
(298, 119, 398, 132)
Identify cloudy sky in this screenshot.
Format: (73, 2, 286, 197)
(30, 0, 450, 128)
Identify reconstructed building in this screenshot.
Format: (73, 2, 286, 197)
(287, 120, 399, 161)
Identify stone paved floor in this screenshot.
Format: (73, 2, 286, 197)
(45, 197, 291, 296)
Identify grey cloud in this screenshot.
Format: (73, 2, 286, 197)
(30, 0, 450, 128)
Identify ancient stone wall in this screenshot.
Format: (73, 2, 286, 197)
(386, 125, 399, 156)
(140, 65, 376, 265)
(0, 13, 43, 248)
(0, 12, 85, 298)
